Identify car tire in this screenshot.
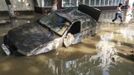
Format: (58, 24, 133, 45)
(63, 33, 74, 47)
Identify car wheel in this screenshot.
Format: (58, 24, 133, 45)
(63, 33, 74, 47)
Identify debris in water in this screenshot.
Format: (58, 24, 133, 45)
(90, 33, 118, 71)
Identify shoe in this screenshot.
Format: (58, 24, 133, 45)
(112, 20, 114, 22)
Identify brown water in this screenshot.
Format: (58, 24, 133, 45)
(0, 20, 134, 75)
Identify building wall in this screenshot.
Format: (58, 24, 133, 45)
(34, 0, 53, 7)
(34, 0, 127, 21)
(0, 0, 8, 11)
(0, 0, 128, 23)
(34, 0, 62, 14)
(99, 10, 126, 23)
(0, 0, 34, 11)
(62, 0, 125, 7)
(61, 0, 126, 23)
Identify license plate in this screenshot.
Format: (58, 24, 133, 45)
(1, 44, 10, 56)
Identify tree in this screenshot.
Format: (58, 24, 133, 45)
(52, 0, 58, 11)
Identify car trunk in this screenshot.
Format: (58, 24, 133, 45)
(78, 4, 101, 21)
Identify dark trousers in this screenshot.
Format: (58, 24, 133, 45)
(112, 12, 123, 22)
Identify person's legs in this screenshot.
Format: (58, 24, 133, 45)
(118, 13, 123, 22)
(112, 13, 118, 22)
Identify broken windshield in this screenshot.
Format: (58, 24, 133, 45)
(39, 13, 70, 35)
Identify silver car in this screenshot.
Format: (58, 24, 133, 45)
(1, 5, 101, 56)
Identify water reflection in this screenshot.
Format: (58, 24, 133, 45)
(90, 33, 117, 71)
(119, 26, 134, 41)
(42, 55, 134, 75)
(43, 55, 100, 75)
(0, 53, 133, 75)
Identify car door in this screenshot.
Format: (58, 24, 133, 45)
(63, 21, 82, 47)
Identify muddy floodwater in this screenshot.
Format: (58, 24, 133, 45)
(0, 19, 134, 75)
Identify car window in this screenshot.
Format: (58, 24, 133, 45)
(82, 19, 91, 30)
(39, 13, 70, 35)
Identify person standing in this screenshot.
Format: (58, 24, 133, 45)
(112, 3, 123, 23)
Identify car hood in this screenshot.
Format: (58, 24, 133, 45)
(6, 22, 60, 53)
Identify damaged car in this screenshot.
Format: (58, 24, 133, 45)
(1, 5, 101, 56)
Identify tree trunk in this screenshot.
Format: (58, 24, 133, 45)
(52, 0, 58, 11)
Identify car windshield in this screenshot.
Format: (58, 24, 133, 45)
(39, 13, 70, 35)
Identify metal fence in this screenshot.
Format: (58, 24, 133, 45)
(62, 0, 125, 7)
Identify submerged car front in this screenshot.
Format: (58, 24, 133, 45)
(1, 13, 69, 56)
